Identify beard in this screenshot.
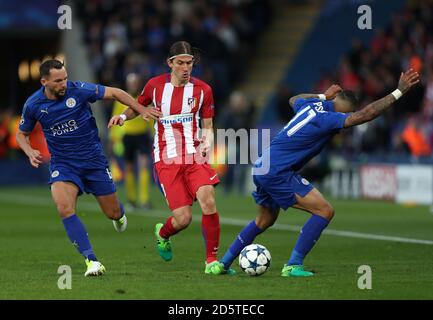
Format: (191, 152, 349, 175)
(52, 88, 66, 99)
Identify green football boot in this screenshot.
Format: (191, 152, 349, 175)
(281, 264, 314, 277)
(205, 261, 236, 276)
(154, 223, 173, 261)
(84, 259, 106, 277)
(113, 214, 127, 233)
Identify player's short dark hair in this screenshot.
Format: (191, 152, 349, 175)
(39, 59, 64, 78)
(168, 41, 201, 64)
(337, 90, 359, 108)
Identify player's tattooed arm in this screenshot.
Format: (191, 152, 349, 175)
(344, 69, 419, 128)
(344, 95, 395, 128)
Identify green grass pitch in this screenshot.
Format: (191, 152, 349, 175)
(1, 185, 433, 299)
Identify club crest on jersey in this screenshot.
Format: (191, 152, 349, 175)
(301, 178, 310, 185)
(51, 170, 60, 178)
(66, 98, 76, 108)
(19, 116, 25, 125)
(188, 97, 196, 109)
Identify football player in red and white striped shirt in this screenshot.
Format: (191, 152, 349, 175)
(109, 41, 234, 275)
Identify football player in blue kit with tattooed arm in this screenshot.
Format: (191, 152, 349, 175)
(16, 60, 161, 276)
(213, 68, 419, 277)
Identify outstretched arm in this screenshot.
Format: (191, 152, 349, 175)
(344, 69, 419, 128)
(103, 87, 161, 121)
(107, 107, 140, 128)
(289, 85, 342, 107)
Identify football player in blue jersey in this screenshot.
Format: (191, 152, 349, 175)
(213, 68, 419, 277)
(16, 60, 161, 276)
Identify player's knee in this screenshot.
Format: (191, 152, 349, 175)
(318, 203, 334, 220)
(256, 219, 273, 230)
(177, 213, 192, 229)
(202, 198, 216, 213)
(56, 203, 75, 217)
(255, 216, 276, 230)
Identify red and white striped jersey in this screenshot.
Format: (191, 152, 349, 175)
(138, 73, 215, 163)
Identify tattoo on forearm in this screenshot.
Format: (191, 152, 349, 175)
(345, 94, 395, 128)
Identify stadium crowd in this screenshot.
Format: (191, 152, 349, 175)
(79, 0, 272, 109)
(313, 0, 433, 161)
(1, 0, 432, 189)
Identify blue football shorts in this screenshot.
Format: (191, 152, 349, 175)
(49, 162, 116, 196)
(252, 171, 314, 211)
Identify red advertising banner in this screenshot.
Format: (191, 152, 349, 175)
(360, 165, 397, 201)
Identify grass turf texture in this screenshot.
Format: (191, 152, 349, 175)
(1, 186, 433, 299)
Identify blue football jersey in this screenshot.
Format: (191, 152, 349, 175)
(254, 98, 349, 176)
(19, 81, 106, 167)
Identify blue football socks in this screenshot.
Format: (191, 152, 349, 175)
(62, 214, 97, 261)
(288, 214, 329, 266)
(221, 220, 263, 269)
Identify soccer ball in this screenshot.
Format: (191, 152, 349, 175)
(238, 244, 271, 276)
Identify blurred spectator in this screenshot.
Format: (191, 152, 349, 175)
(422, 65, 433, 119)
(7, 115, 21, 158)
(109, 73, 153, 209)
(275, 83, 295, 124)
(401, 116, 431, 159)
(7, 114, 50, 162)
(338, 57, 361, 93)
(218, 91, 255, 195)
(0, 109, 11, 158)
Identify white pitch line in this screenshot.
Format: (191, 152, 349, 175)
(218, 217, 433, 245)
(1, 192, 433, 246)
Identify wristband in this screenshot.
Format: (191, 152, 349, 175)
(391, 89, 402, 100)
(119, 114, 127, 121)
(318, 94, 326, 100)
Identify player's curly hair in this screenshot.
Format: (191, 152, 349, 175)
(168, 41, 202, 64)
(337, 90, 359, 109)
